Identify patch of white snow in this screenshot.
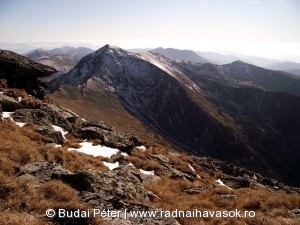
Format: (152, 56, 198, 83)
(140, 169, 155, 175)
(68, 142, 120, 158)
(15, 122, 26, 127)
(135, 145, 146, 151)
(2, 112, 14, 119)
(52, 125, 68, 136)
(121, 152, 129, 157)
(103, 161, 119, 170)
(215, 179, 232, 190)
(188, 164, 195, 172)
(17, 97, 22, 102)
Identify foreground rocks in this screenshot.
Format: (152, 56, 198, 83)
(17, 161, 178, 225)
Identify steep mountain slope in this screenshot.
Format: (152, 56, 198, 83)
(25, 46, 94, 74)
(222, 61, 300, 96)
(49, 45, 300, 186)
(152, 47, 211, 63)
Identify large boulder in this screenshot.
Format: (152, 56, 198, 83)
(0, 50, 56, 98)
(77, 121, 141, 151)
(43, 104, 79, 124)
(12, 108, 73, 132)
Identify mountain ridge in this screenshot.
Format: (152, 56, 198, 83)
(49, 44, 300, 186)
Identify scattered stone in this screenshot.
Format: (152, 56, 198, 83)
(218, 194, 237, 200)
(220, 177, 250, 189)
(183, 185, 214, 194)
(151, 154, 169, 163)
(289, 208, 300, 217)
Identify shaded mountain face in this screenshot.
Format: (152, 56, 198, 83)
(152, 47, 211, 63)
(0, 49, 56, 98)
(49, 45, 300, 186)
(25, 46, 94, 74)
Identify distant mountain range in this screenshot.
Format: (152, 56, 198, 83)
(25, 46, 94, 74)
(151, 47, 211, 63)
(267, 61, 300, 76)
(48, 44, 300, 186)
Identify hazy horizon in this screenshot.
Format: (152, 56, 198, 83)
(1, 0, 300, 61)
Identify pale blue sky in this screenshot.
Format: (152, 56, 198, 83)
(0, 0, 300, 58)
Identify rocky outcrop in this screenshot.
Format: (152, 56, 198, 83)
(0, 49, 56, 98)
(76, 121, 141, 151)
(17, 161, 178, 225)
(0, 93, 23, 111)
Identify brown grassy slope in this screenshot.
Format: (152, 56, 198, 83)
(49, 85, 183, 152)
(125, 146, 300, 225)
(0, 120, 107, 225)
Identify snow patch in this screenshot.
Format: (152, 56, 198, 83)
(103, 161, 119, 170)
(2, 112, 13, 119)
(127, 163, 135, 168)
(68, 141, 120, 158)
(17, 97, 22, 102)
(52, 125, 68, 136)
(135, 145, 146, 151)
(188, 164, 195, 172)
(15, 122, 26, 127)
(140, 169, 155, 175)
(215, 179, 232, 190)
(121, 152, 129, 157)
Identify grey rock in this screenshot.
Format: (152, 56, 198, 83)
(77, 125, 141, 151)
(35, 126, 65, 144)
(220, 177, 250, 189)
(183, 185, 214, 194)
(288, 208, 300, 217)
(0, 93, 23, 111)
(44, 103, 79, 124)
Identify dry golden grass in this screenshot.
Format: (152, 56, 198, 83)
(44, 145, 108, 172)
(127, 147, 300, 225)
(126, 148, 165, 176)
(0, 120, 108, 225)
(1, 109, 300, 225)
(0, 212, 51, 225)
(3, 88, 44, 108)
(145, 174, 300, 225)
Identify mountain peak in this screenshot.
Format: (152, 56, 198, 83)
(93, 44, 134, 59)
